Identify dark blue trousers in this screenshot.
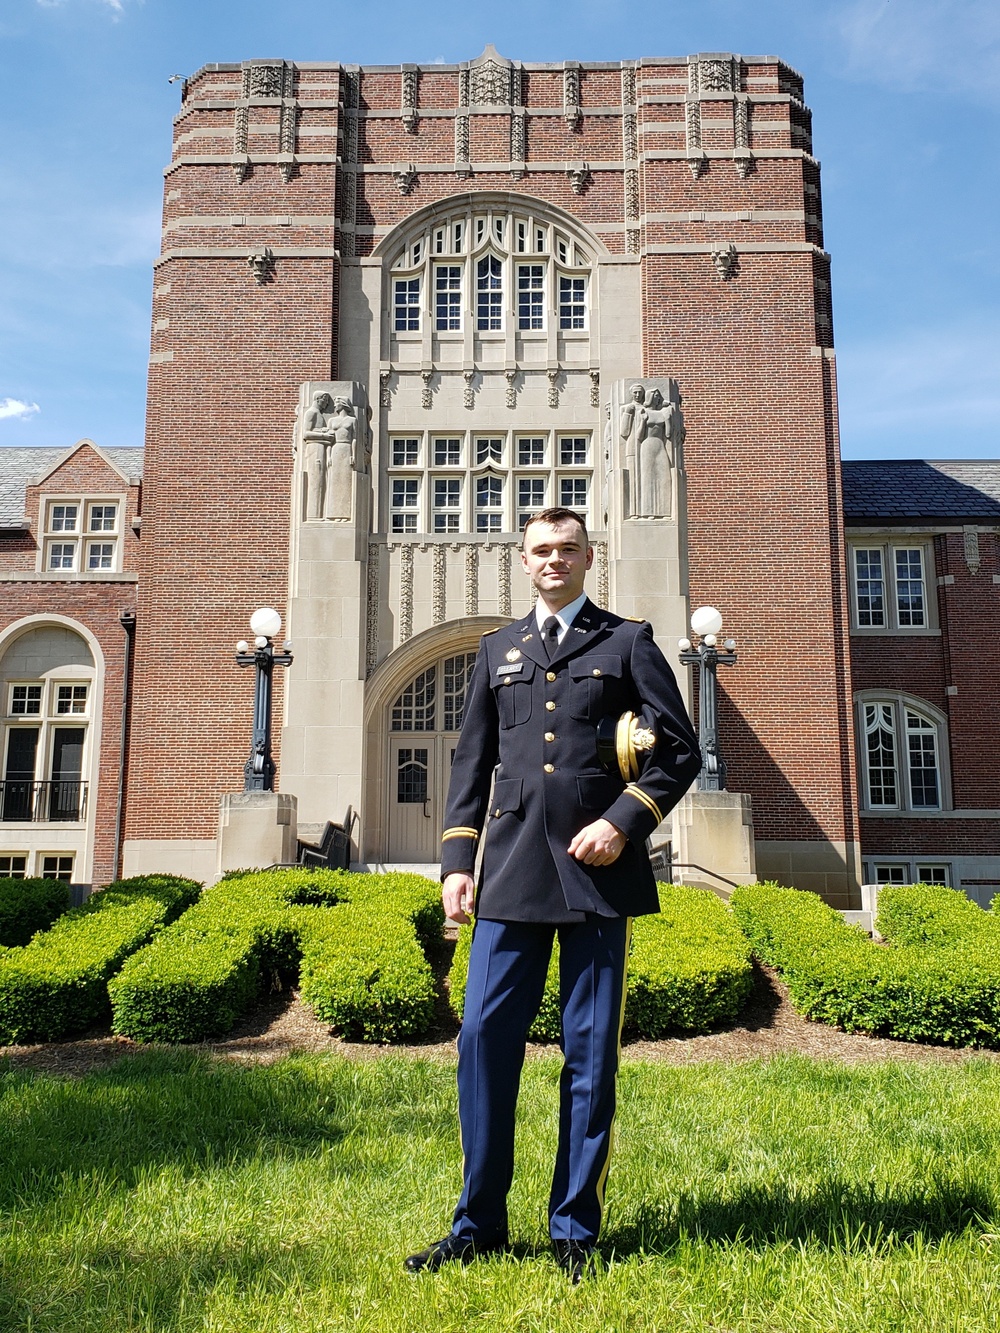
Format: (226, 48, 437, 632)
(451, 915, 631, 1245)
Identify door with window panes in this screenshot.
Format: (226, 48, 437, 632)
(387, 651, 478, 861)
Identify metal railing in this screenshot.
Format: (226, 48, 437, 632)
(0, 780, 88, 823)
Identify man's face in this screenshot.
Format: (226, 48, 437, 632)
(520, 520, 593, 607)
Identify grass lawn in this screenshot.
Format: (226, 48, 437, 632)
(2, 1049, 1000, 1331)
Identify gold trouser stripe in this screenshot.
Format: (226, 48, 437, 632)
(442, 827, 479, 841)
(625, 784, 663, 825)
(595, 917, 633, 1221)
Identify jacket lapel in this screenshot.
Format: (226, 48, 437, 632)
(500, 613, 548, 671)
(548, 598, 610, 666)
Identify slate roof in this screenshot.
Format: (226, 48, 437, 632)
(842, 460, 1000, 525)
(0, 445, 143, 525)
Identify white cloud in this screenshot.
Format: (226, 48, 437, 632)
(837, 319, 1000, 456)
(831, 0, 1000, 103)
(0, 398, 41, 422)
(36, 0, 129, 12)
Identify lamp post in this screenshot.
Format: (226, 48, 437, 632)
(678, 606, 737, 791)
(234, 607, 293, 793)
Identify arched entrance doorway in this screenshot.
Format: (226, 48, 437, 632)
(386, 649, 478, 861)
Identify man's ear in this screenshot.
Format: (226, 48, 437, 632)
(585, 545, 595, 570)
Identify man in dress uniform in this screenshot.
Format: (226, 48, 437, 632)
(405, 508, 701, 1282)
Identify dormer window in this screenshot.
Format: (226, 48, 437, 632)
(41, 497, 122, 575)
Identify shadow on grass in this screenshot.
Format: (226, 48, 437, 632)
(0, 1047, 453, 1211)
(603, 1181, 993, 1256)
(0, 1233, 336, 1332)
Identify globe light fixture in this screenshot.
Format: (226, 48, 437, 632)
(677, 607, 739, 791)
(234, 607, 294, 792)
(690, 605, 723, 638)
(249, 606, 282, 640)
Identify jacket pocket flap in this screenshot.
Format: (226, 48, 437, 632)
(569, 655, 623, 680)
(491, 777, 524, 815)
(576, 774, 623, 809)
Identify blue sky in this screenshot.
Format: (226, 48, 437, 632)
(0, 0, 997, 460)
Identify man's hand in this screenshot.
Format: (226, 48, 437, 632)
(443, 872, 476, 924)
(568, 818, 626, 866)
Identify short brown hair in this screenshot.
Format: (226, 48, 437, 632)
(521, 507, 589, 548)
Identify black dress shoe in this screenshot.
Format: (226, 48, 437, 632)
(404, 1233, 509, 1273)
(553, 1239, 597, 1284)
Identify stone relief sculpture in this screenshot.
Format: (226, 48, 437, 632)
(301, 389, 368, 522)
(635, 387, 683, 518)
(617, 380, 685, 519)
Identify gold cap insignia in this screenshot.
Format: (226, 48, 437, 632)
(506, 647, 522, 662)
(596, 710, 657, 782)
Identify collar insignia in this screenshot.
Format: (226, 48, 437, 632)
(506, 647, 522, 662)
(521, 633, 533, 642)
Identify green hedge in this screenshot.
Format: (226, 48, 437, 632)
(0, 875, 201, 1044)
(448, 885, 753, 1041)
(298, 904, 437, 1041)
(875, 882, 1000, 948)
(110, 869, 443, 1044)
(0, 876, 71, 947)
(731, 882, 1000, 1048)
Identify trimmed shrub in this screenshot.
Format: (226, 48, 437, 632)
(448, 885, 753, 1041)
(731, 882, 1000, 1048)
(298, 904, 437, 1041)
(876, 882, 1000, 948)
(0, 875, 201, 1044)
(0, 876, 71, 947)
(110, 868, 443, 1043)
(626, 886, 754, 1036)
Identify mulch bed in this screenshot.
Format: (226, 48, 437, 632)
(1, 962, 994, 1078)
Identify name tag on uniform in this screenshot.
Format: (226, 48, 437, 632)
(496, 663, 524, 676)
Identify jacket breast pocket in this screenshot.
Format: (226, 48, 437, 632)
(492, 662, 535, 729)
(568, 655, 624, 721)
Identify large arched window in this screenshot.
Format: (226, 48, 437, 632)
(389, 205, 592, 337)
(856, 692, 949, 812)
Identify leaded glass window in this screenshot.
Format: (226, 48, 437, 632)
(391, 667, 437, 731)
(443, 653, 477, 731)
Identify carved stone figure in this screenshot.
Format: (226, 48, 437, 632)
(303, 391, 332, 520)
(634, 387, 684, 518)
(619, 382, 645, 445)
(323, 395, 360, 520)
(302, 391, 363, 521)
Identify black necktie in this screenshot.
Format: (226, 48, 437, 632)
(542, 615, 561, 661)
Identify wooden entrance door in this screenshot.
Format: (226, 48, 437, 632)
(384, 650, 476, 863)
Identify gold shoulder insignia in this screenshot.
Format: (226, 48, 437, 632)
(482, 627, 501, 635)
(626, 615, 645, 623)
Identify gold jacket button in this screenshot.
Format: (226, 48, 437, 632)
(544, 732, 555, 742)
(494, 807, 501, 816)
(592, 668, 601, 677)
(545, 700, 556, 711)
(546, 671, 556, 682)
(543, 763, 554, 773)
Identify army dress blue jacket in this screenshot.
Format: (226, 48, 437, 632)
(441, 599, 702, 922)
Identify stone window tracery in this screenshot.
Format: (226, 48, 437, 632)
(857, 693, 947, 812)
(389, 205, 591, 338)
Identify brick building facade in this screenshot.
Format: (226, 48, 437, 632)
(2, 49, 995, 904)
